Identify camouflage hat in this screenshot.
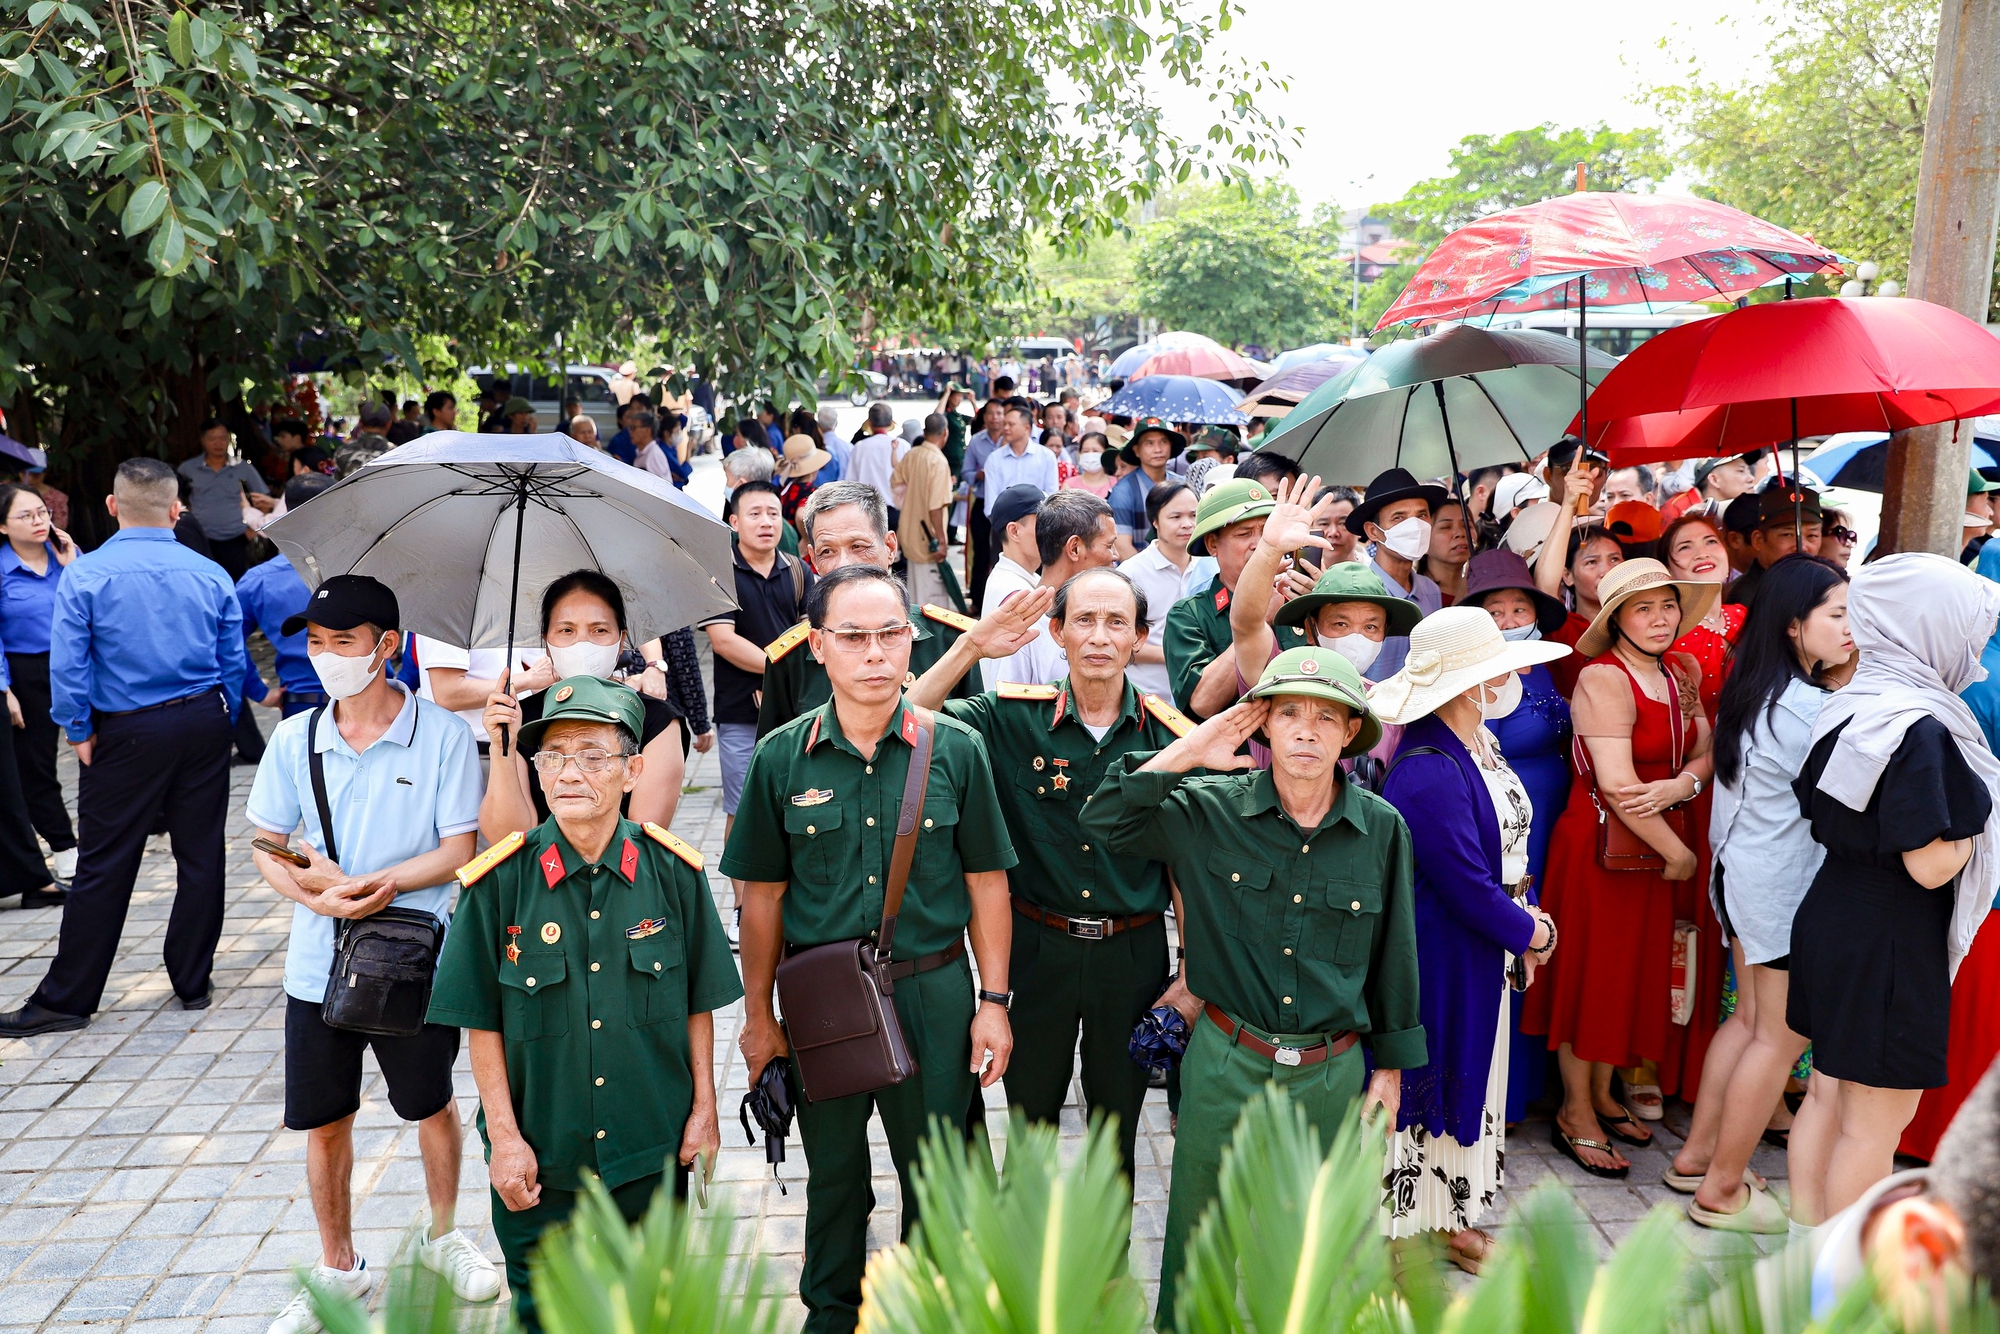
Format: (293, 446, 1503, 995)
(1240, 645, 1380, 757)
(1190, 477, 1277, 552)
(517, 676, 645, 753)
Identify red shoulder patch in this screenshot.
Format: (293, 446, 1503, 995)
(620, 837, 639, 881)
(900, 709, 919, 745)
(1214, 585, 1231, 611)
(539, 844, 565, 888)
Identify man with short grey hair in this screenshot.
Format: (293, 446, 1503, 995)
(723, 445, 775, 492)
(812, 405, 850, 483)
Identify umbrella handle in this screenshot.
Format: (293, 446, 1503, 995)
(494, 663, 512, 757)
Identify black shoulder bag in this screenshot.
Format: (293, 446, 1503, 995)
(311, 704, 446, 1037)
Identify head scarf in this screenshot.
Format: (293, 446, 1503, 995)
(1810, 552, 2000, 976)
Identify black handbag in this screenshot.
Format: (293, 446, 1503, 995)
(308, 705, 445, 1037)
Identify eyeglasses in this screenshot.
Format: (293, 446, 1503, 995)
(530, 748, 630, 775)
(1828, 526, 1859, 544)
(821, 623, 914, 652)
(8, 507, 49, 524)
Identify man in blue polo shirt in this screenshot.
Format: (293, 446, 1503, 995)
(244, 575, 500, 1332)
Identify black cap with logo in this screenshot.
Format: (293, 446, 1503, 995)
(282, 574, 401, 637)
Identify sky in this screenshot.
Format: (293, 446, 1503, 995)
(1155, 0, 1780, 217)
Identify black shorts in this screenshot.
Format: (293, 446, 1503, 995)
(284, 996, 462, 1131)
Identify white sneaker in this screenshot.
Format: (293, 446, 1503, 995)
(268, 1258, 374, 1334)
(51, 848, 76, 881)
(419, 1227, 503, 1302)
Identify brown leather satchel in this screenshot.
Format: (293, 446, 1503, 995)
(1572, 688, 1691, 874)
(775, 708, 933, 1103)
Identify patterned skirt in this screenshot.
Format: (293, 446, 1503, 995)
(1382, 983, 1509, 1238)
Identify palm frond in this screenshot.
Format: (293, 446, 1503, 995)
(1582, 1207, 1692, 1334)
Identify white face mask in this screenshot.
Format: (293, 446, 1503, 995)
(310, 640, 386, 701)
(1500, 623, 1543, 642)
(1079, 451, 1104, 473)
(1471, 671, 1523, 722)
(548, 639, 622, 681)
(1377, 516, 1433, 562)
(1324, 633, 1382, 675)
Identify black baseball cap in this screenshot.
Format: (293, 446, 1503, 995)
(283, 574, 401, 637)
(989, 483, 1045, 532)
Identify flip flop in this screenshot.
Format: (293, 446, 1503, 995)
(1553, 1124, 1629, 1179)
(1663, 1166, 1765, 1195)
(1597, 1110, 1653, 1147)
(1688, 1186, 1789, 1234)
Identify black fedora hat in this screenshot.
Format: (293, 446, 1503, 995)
(1344, 467, 1453, 537)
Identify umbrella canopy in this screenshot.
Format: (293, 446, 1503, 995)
(0, 433, 46, 471)
(1106, 330, 1222, 379)
(1260, 326, 1619, 483)
(1805, 432, 1999, 492)
(1237, 360, 1359, 418)
(1128, 344, 1270, 384)
(1095, 374, 1248, 426)
(264, 432, 735, 651)
(1270, 343, 1367, 374)
(1376, 192, 1843, 330)
(1577, 297, 2000, 463)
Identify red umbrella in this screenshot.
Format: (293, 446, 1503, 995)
(1129, 344, 1269, 384)
(1574, 297, 2000, 464)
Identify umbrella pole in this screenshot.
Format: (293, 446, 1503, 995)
(496, 475, 530, 758)
(1791, 396, 1802, 544)
(1432, 380, 1466, 492)
(1576, 277, 1589, 448)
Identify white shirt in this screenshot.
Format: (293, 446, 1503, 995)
(983, 441, 1060, 510)
(1120, 543, 1191, 700)
(848, 430, 907, 513)
(632, 440, 677, 481)
(414, 636, 547, 742)
(991, 617, 1067, 689)
(1708, 676, 1830, 963)
(980, 555, 1043, 690)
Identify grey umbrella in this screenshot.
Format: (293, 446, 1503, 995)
(263, 432, 736, 654)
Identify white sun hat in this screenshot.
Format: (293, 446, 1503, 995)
(1500, 499, 1562, 562)
(1367, 605, 1572, 725)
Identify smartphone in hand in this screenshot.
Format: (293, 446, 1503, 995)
(252, 837, 312, 868)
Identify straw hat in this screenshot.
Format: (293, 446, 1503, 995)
(1367, 606, 1572, 726)
(1575, 557, 1722, 658)
(1239, 645, 1381, 757)
(779, 434, 832, 480)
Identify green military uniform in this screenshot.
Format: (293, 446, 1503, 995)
(1161, 477, 1304, 718)
(755, 603, 978, 738)
(427, 679, 742, 1332)
(1078, 648, 1425, 1331)
(721, 696, 1017, 1334)
(941, 678, 1193, 1175)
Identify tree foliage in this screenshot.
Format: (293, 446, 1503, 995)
(1130, 184, 1346, 350)
(1381, 123, 1672, 246)
(0, 0, 1292, 473)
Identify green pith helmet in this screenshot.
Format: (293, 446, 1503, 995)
(1274, 563, 1423, 637)
(1190, 478, 1276, 553)
(517, 675, 645, 752)
(1240, 645, 1381, 757)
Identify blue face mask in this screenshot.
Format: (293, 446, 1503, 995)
(1500, 623, 1543, 642)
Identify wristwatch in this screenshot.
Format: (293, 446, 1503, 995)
(977, 988, 1014, 1012)
(1680, 770, 1704, 799)
(648, 659, 669, 675)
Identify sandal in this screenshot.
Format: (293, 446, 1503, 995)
(1688, 1186, 1789, 1234)
(1663, 1166, 1765, 1195)
(1622, 1082, 1665, 1121)
(1446, 1228, 1497, 1276)
(1553, 1123, 1629, 1179)
(1597, 1110, 1653, 1147)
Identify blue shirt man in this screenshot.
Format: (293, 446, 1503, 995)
(236, 553, 320, 715)
(50, 528, 246, 742)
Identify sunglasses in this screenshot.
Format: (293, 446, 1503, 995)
(1827, 526, 1859, 544)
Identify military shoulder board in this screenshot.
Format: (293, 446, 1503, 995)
(456, 830, 527, 888)
(922, 604, 978, 633)
(996, 682, 1059, 701)
(1141, 694, 1195, 739)
(643, 822, 704, 871)
(765, 619, 811, 662)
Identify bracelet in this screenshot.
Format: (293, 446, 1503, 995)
(1530, 910, 1558, 959)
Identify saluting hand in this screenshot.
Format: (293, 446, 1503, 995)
(1153, 700, 1268, 774)
(490, 1136, 541, 1212)
(968, 584, 1056, 660)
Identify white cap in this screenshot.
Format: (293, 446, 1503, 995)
(1500, 500, 1561, 561)
(1493, 472, 1551, 515)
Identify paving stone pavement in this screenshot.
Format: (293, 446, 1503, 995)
(0, 702, 1787, 1332)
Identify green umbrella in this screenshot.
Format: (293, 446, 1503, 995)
(1260, 325, 1620, 484)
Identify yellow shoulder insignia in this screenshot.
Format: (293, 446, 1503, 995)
(764, 618, 811, 662)
(922, 603, 978, 633)
(1142, 693, 1195, 739)
(643, 822, 704, 871)
(456, 830, 526, 888)
(997, 682, 1060, 701)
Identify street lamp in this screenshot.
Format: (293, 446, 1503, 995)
(1840, 260, 1901, 298)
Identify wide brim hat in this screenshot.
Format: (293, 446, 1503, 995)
(517, 676, 646, 752)
(1345, 467, 1453, 536)
(1274, 563, 1423, 637)
(1120, 416, 1188, 466)
(1499, 500, 1561, 562)
(1239, 646, 1381, 757)
(1575, 557, 1723, 659)
(1190, 477, 1276, 553)
(1459, 549, 1570, 635)
(779, 434, 832, 479)
(1366, 605, 1573, 726)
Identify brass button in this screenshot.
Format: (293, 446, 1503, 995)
(868, 875, 877, 884)
(1230, 873, 1240, 883)
(1038, 786, 1046, 795)
(590, 911, 600, 920)
(1351, 900, 1361, 911)
(1284, 948, 1293, 956)
(1080, 844, 1090, 852)
(525, 977, 537, 987)
(590, 962, 600, 972)
(653, 962, 661, 971)
(591, 1019, 602, 1030)
(1282, 995, 1293, 1005)
(595, 1076, 604, 1086)
(806, 824, 816, 834)
(1293, 895, 1303, 904)
(866, 817, 876, 827)
(596, 1129, 606, 1139)
(1301, 845, 1310, 854)
(1081, 890, 1091, 899)
(865, 764, 873, 774)
(924, 818, 933, 828)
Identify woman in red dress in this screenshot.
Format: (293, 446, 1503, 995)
(1525, 559, 1719, 1177)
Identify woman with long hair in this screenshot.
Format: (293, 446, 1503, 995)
(1668, 556, 1852, 1232)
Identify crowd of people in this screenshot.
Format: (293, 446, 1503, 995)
(3, 367, 2000, 1334)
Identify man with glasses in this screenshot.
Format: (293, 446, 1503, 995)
(724, 563, 1017, 1334)
(429, 675, 740, 1332)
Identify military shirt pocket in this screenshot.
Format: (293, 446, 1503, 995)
(1016, 762, 1068, 803)
(1208, 852, 1273, 941)
(1326, 879, 1383, 967)
(915, 792, 961, 881)
(627, 931, 686, 1027)
(497, 950, 569, 1040)
(784, 803, 848, 883)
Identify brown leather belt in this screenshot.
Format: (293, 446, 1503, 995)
(1204, 1002, 1356, 1067)
(783, 936, 964, 981)
(1011, 896, 1162, 941)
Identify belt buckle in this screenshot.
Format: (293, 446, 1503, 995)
(1066, 916, 1110, 940)
(1273, 1046, 1303, 1067)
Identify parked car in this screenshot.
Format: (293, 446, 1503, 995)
(814, 367, 890, 407)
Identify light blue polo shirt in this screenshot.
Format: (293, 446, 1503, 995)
(248, 683, 483, 1003)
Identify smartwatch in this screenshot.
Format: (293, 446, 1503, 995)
(977, 988, 1014, 1012)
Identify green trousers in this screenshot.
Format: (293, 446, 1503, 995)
(794, 956, 978, 1334)
(1154, 1011, 1364, 1331)
(488, 1168, 680, 1332)
(1004, 915, 1169, 1177)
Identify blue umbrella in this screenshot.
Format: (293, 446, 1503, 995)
(1805, 431, 1998, 492)
(1270, 344, 1368, 374)
(1095, 374, 1248, 426)
(0, 433, 47, 471)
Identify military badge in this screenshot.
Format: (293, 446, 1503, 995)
(540, 922, 561, 945)
(626, 918, 666, 940)
(791, 788, 834, 807)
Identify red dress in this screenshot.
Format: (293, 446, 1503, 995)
(1900, 910, 2000, 1160)
(1524, 654, 1717, 1096)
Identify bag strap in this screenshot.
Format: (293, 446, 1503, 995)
(784, 552, 805, 605)
(875, 707, 933, 962)
(308, 704, 338, 865)
(1381, 745, 1446, 788)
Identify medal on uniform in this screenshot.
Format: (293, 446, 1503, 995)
(505, 926, 522, 965)
(626, 918, 666, 940)
(791, 788, 833, 807)
(1051, 758, 1070, 792)
(1032, 756, 1045, 771)
(541, 922, 562, 945)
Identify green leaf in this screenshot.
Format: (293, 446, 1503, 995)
(148, 278, 172, 317)
(149, 215, 188, 272)
(121, 179, 169, 237)
(26, 2, 57, 26)
(703, 274, 719, 305)
(166, 11, 192, 67)
(189, 17, 221, 60)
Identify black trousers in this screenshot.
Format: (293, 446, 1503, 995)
(208, 535, 251, 581)
(6, 653, 75, 852)
(968, 503, 993, 610)
(0, 697, 52, 897)
(32, 691, 233, 1016)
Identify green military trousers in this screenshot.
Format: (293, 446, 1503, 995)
(794, 956, 978, 1334)
(1154, 1010, 1364, 1331)
(1004, 915, 1170, 1177)
(489, 1168, 680, 1332)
